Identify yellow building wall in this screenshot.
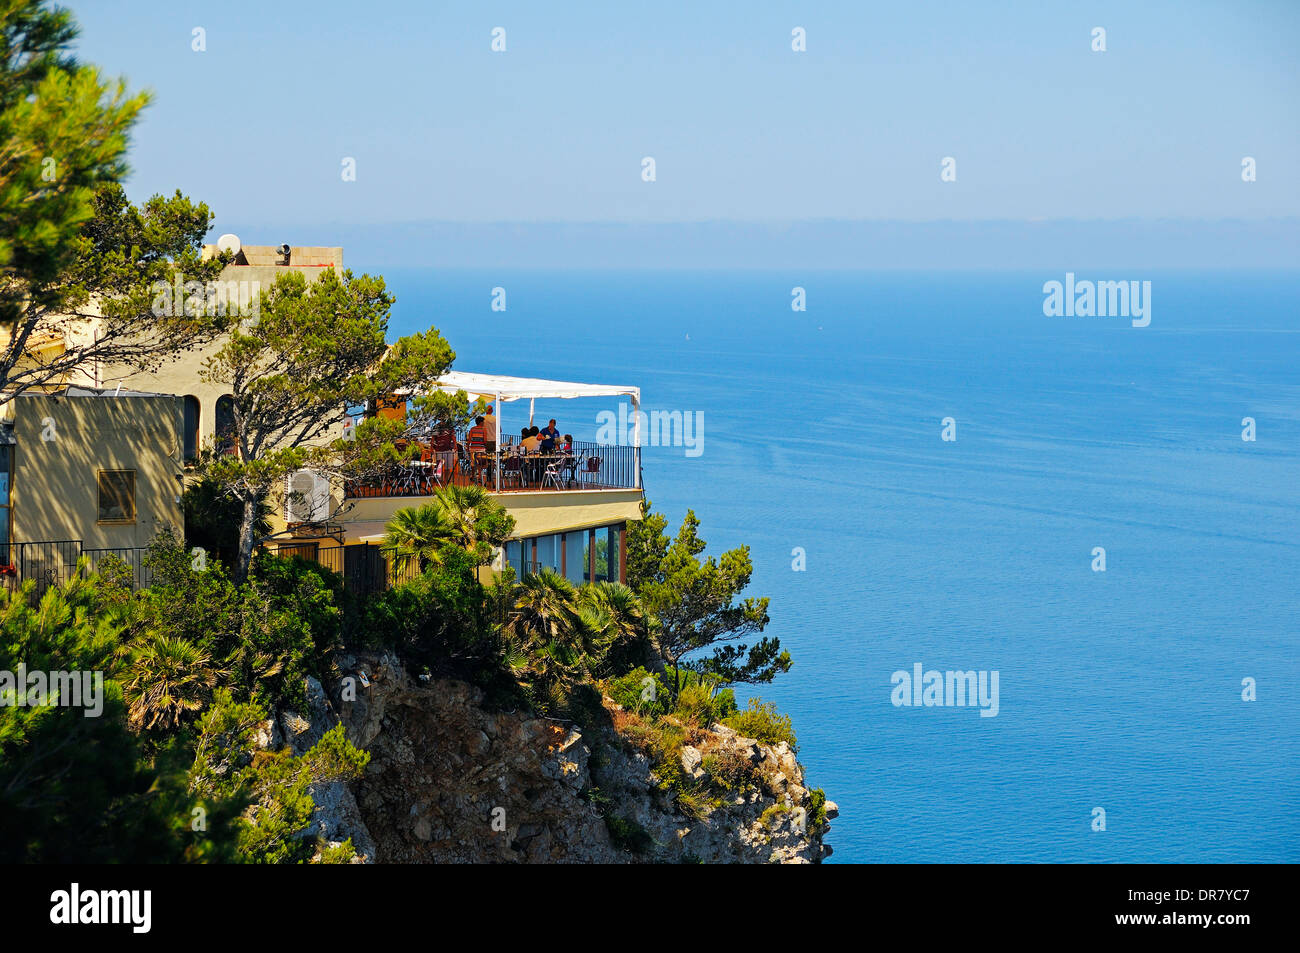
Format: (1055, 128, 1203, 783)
(96, 252, 344, 448)
(6, 394, 185, 548)
(279, 488, 645, 545)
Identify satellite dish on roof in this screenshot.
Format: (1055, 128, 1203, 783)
(216, 233, 241, 255)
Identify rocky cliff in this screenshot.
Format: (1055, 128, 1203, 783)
(273, 652, 836, 863)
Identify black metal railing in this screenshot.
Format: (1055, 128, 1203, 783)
(269, 541, 422, 596)
(82, 546, 155, 591)
(2, 536, 503, 608)
(344, 439, 640, 499)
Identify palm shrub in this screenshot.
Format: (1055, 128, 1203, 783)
(380, 502, 456, 575)
(381, 485, 515, 573)
(121, 632, 220, 732)
(576, 581, 656, 676)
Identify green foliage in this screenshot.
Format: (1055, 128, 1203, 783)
(723, 699, 798, 752)
(382, 486, 515, 573)
(759, 803, 790, 829)
(604, 814, 654, 854)
(604, 667, 670, 718)
(498, 570, 662, 720)
(315, 839, 358, 864)
(189, 690, 369, 864)
(121, 632, 220, 733)
(0, 563, 237, 862)
(673, 679, 738, 728)
(807, 788, 828, 830)
(0, 2, 152, 335)
(183, 475, 271, 568)
(362, 546, 488, 657)
(249, 550, 344, 702)
(577, 580, 657, 676)
(198, 266, 459, 581)
(136, 533, 347, 710)
(627, 499, 787, 687)
(139, 531, 247, 659)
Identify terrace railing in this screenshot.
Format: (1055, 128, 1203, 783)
(344, 440, 641, 500)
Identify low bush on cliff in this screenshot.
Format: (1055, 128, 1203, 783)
(189, 689, 369, 864)
(723, 699, 798, 752)
(674, 679, 738, 728)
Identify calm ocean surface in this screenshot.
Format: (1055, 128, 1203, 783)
(383, 268, 1299, 863)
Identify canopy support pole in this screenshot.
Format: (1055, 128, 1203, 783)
(632, 393, 642, 489)
(495, 392, 502, 492)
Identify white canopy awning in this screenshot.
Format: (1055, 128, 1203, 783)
(420, 371, 639, 405)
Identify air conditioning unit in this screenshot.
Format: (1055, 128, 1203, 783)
(285, 469, 331, 523)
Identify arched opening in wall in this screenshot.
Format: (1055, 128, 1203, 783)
(215, 394, 237, 456)
(183, 395, 200, 462)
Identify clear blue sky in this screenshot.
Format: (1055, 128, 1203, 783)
(70, 0, 1298, 233)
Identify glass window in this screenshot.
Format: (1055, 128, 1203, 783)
(215, 395, 236, 455)
(0, 445, 10, 565)
(183, 395, 200, 461)
(505, 540, 522, 578)
(591, 529, 611, 583)
(605, 526, 620, 583)
(0, 445, 10, 505)
(535, 534, 560, 574)
(564, 532, 585, 585)
(97, 470, 136, 523)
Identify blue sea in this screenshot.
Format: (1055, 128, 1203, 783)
(384, 268, 1300, 863)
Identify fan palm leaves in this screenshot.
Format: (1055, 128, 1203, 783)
(577, 580, 656, 674)
(381, 502, 457, 574)
(382, 485, 515, 573)
(502, 569, 586, 680)
(510, 569, 580, 644)
(436, 484, 493, 547)
(500, 571, 660, 696)
(122, 633, 221, 732)
(435, 483, 515, 563)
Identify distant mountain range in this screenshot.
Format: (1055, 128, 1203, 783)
(209, 218, 1300, 271)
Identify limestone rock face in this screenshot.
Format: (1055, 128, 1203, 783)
(275, 652, 834, 864)
(276, 674, 377, 864)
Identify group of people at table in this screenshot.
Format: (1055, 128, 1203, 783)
(421, 404, 584, 488)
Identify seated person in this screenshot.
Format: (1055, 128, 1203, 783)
(432, 424, 457, 473)
(520, 426, 542, 453)
(466, 416, 488, 480)
(467, 416, 487, 453)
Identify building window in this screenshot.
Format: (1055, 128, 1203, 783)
(535, 534, 561, 575)
(564, 532, 585, 585)
(97, 470, 136, 524)
(505, 539, 524, 578)
(215, 394, 237, 455)
(183, 395, 200, 462)
(0, 445, 12, 564)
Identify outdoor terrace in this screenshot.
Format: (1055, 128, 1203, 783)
(344, 439, 639, 498)
(345, 371, 643, 499)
